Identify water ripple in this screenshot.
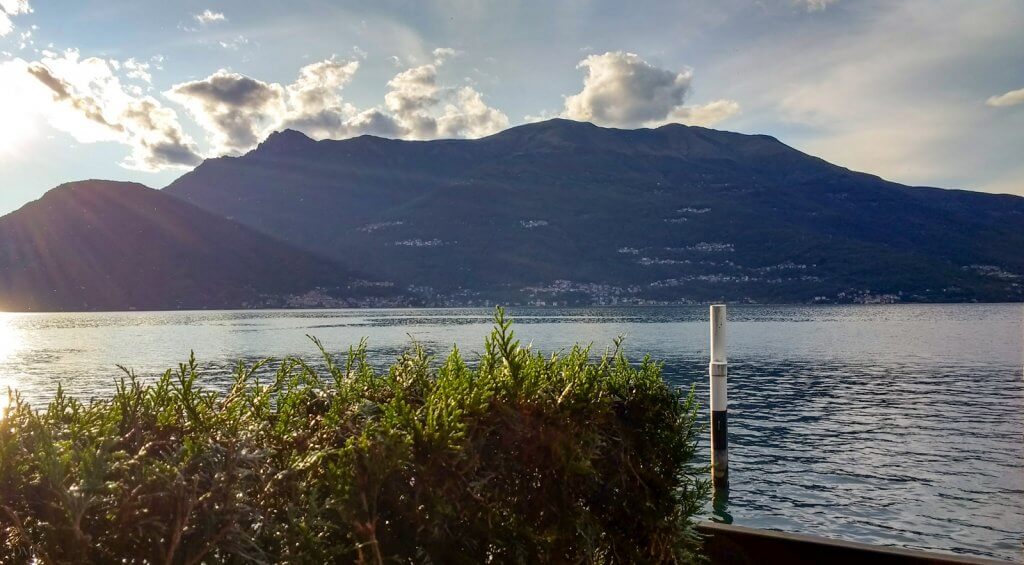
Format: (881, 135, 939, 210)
(0, 304, 1021, 561)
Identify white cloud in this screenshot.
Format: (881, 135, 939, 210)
(376, 53, 508, 139)
(436, 86, 508, 138)
(382, 62, 443, 137)
(986, 87, 1024, 107)
(122, 58, 151, 84)
(431, 47, 459, 62)
(16, 27, 30, 48)
(562, 51, 738, 128)
(193, 9, 225, 25)
(798, 0, 837, 12)
(0, 0, 31, 37)
(279, 58, 361, 138)
(668, 100, 742, 127)
(0, 0, 30, 13)
(166, 53, 508, 152)
(4, 50, 202, 170)
(218, 35, 250, 50)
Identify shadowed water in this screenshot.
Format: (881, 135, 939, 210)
(0, 304, 1021, 561)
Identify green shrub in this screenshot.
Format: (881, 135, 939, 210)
(0, 309, 707, 563)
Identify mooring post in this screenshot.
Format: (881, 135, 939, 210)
(709, 304, 728, 489)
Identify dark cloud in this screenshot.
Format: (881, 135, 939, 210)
(345, 108, 406, 137)
(167, 71, 285, 153)
(172, 73, 277, 108)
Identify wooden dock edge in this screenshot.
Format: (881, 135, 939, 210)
(697, 522, 1014, 565)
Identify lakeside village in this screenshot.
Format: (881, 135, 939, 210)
(259, 233, 1017, 308)
(269, 282, 909, 309)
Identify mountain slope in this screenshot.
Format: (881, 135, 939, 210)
(0, 180, 402, 311)
(162, 119, 1024, 304)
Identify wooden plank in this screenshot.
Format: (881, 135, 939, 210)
(697, 522, 1012, 565)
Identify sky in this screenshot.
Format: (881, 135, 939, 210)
(0, 0, 1022, 215)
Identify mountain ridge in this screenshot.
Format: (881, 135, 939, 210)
(161, 119, 1024, 305)
(0, 180, 410, 311)
(3, 119, 1021, 311)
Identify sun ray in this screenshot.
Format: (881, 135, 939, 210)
(0, 313, 23, 420)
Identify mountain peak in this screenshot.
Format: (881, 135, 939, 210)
(256, 129, 315, 154)
(0, 177, 390, 311)
(483, 118, 619, 148)
(53, 179, 150, 193)
(28, 180, 150, 207)
(493, 118, 601, 136)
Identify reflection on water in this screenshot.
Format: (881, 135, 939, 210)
(0, 304, 1021, 561)
(0, 313, 18, 420)
(0, 313, 20, 364)
(712, 489, 734, 524)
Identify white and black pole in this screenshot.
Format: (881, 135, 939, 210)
(709, 304, 729, 489)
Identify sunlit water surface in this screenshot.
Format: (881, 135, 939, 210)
(0, 304, 1021, 561)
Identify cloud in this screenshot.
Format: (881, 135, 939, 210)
(118, 98, 205, 170)
(712, 1, 1023, 193)
(986, 87, 1024, 107)
(193, 9, 225, 25)
(668, 100, 742, 127)
(218, 35, 250, 50)
(562, 51, 738, 128)
(166, 52, 508, 152)
(344, 108, 405, 137)
(10, 50, 202, 170)
(122, 58, 151, 83)
(0, 0, 31, 37)
(166, 70, 286, 154)
(27, 63, 123, 132)
(279, 58, 361, 138)
(376, 52, 508, 139)
(798, 0, 837, 12)
(431, 47, 459, 62)
(436, 86, 509, 138)
(382, 62, 443, 137)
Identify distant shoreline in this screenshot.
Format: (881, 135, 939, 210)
(3, 300, 1021, 315)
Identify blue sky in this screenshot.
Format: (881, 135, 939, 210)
(0, 0, 1022, 215)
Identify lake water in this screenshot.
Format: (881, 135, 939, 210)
(0, 304, 1021, 561)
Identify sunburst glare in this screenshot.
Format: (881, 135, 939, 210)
(0, 313, 21, 364)
(0, 313, 22, 419)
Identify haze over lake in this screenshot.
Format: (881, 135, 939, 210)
(1, 304, 1021, 561)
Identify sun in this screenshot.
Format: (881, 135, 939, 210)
(0, 94, 38, 156)
(0, 59, 43, 157)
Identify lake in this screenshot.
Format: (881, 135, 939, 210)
(0, 304, 1021, 561)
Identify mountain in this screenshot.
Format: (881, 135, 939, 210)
(0, 180, 407, 311)
(162, 119, 1024, 305)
